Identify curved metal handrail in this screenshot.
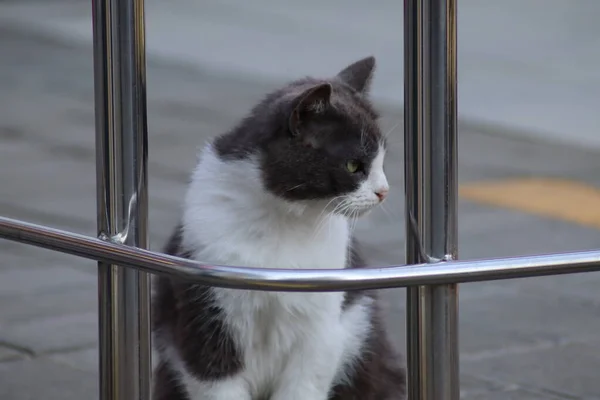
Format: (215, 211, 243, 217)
(2, 215, 600, 292)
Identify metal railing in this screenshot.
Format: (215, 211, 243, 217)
(0, 0, 599, 399)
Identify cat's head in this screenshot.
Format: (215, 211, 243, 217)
(214, 56, 388, 218)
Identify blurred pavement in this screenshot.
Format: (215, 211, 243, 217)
(1, 0, 599, 149)
(2, 2, 600, 399)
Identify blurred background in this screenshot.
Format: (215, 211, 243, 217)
(1, 0, 600, 399)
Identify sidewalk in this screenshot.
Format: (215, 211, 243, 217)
(1, 0, 599, 149)
(1, 21, 600, 400)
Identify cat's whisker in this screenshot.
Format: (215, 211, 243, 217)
(325, 201, 348, 238)
(310, 196, 346, 239)
(380, 207, 392, 219)
(335, 201, 356, 231)
(319, 200, 349, 237)
(336, 200, 352, 217)
(327, 198, 351, 222)
(316, 196, 344, 223)
(285, 183, 305, 192)
(383, 137, 405, 147)
(350, 209, 360, 232)
(380, 203, 395, 219)
(383, 120, 401, 139)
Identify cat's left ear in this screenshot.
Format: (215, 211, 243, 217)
(336, 56, 376, 95)
(288, 83, 332, 137)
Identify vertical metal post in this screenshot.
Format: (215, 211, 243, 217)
(93, 0, 151, 399)
(404, 0, 459, 399)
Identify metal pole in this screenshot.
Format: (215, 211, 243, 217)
(404, 0, 459, 399)
(92, 0, 151, 399)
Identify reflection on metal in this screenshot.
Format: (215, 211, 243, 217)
(92, 0, 151, 399)
(404, 0, 459, 398)
(0, 0, 597, 399)
(2, 215, 600, 291)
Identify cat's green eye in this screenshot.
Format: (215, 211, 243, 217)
(346, 160, 361, 173)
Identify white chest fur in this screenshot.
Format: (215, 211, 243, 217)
(176, 146, 372, 399)
(182, 146, 350, 271)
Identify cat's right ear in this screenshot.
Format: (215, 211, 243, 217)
(288, 83, 332, 137)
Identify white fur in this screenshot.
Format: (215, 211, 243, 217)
(348, 147, 389, 212)
(175, 144, 388, 400)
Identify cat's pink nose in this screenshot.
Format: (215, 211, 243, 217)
(375, 189, 389, 201)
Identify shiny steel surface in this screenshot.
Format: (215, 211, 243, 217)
(2, 216, 600, 290)
(404, 0, 459, 398)
(92, 0, 151, 398)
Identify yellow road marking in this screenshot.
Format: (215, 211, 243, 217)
(459, 178, 600, 229)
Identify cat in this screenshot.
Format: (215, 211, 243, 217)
(152, 56, 407, 400)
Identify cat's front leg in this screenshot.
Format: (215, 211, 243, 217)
(270, 323, 345, 400)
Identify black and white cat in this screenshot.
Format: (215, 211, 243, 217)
(152, 56, 407, 400)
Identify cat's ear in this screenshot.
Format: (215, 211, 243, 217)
(336, 56, 376, 94)
(288, 83, 332, 137)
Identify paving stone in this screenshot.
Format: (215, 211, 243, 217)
(458, 126, 600, 179)
(0, 267, 95, 297)
(462, 340, 600, 399)
(0, 242, 97, 274)
(50, 346, 163, 375)
(521, 271, 600, 305)
(0, 248, 53, 272)
(0, 358, 97, 400)
(0, 312, 97, 354)
(0, 282, 96, 324)
(0, 151, 96, 229)
(460, 211, 600, 260)
(459, 271, 600, 307)
(459, 374, 518, 398)
(462, 388, 578, 400)
(460, 284, 600, 356)
(0, 345, 26, 362)
(378, 287, 557, 360)
(50, 346, 98, 374)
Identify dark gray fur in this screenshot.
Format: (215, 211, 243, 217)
(152, 57, 407, 399)
(213, 58, 382, 202)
